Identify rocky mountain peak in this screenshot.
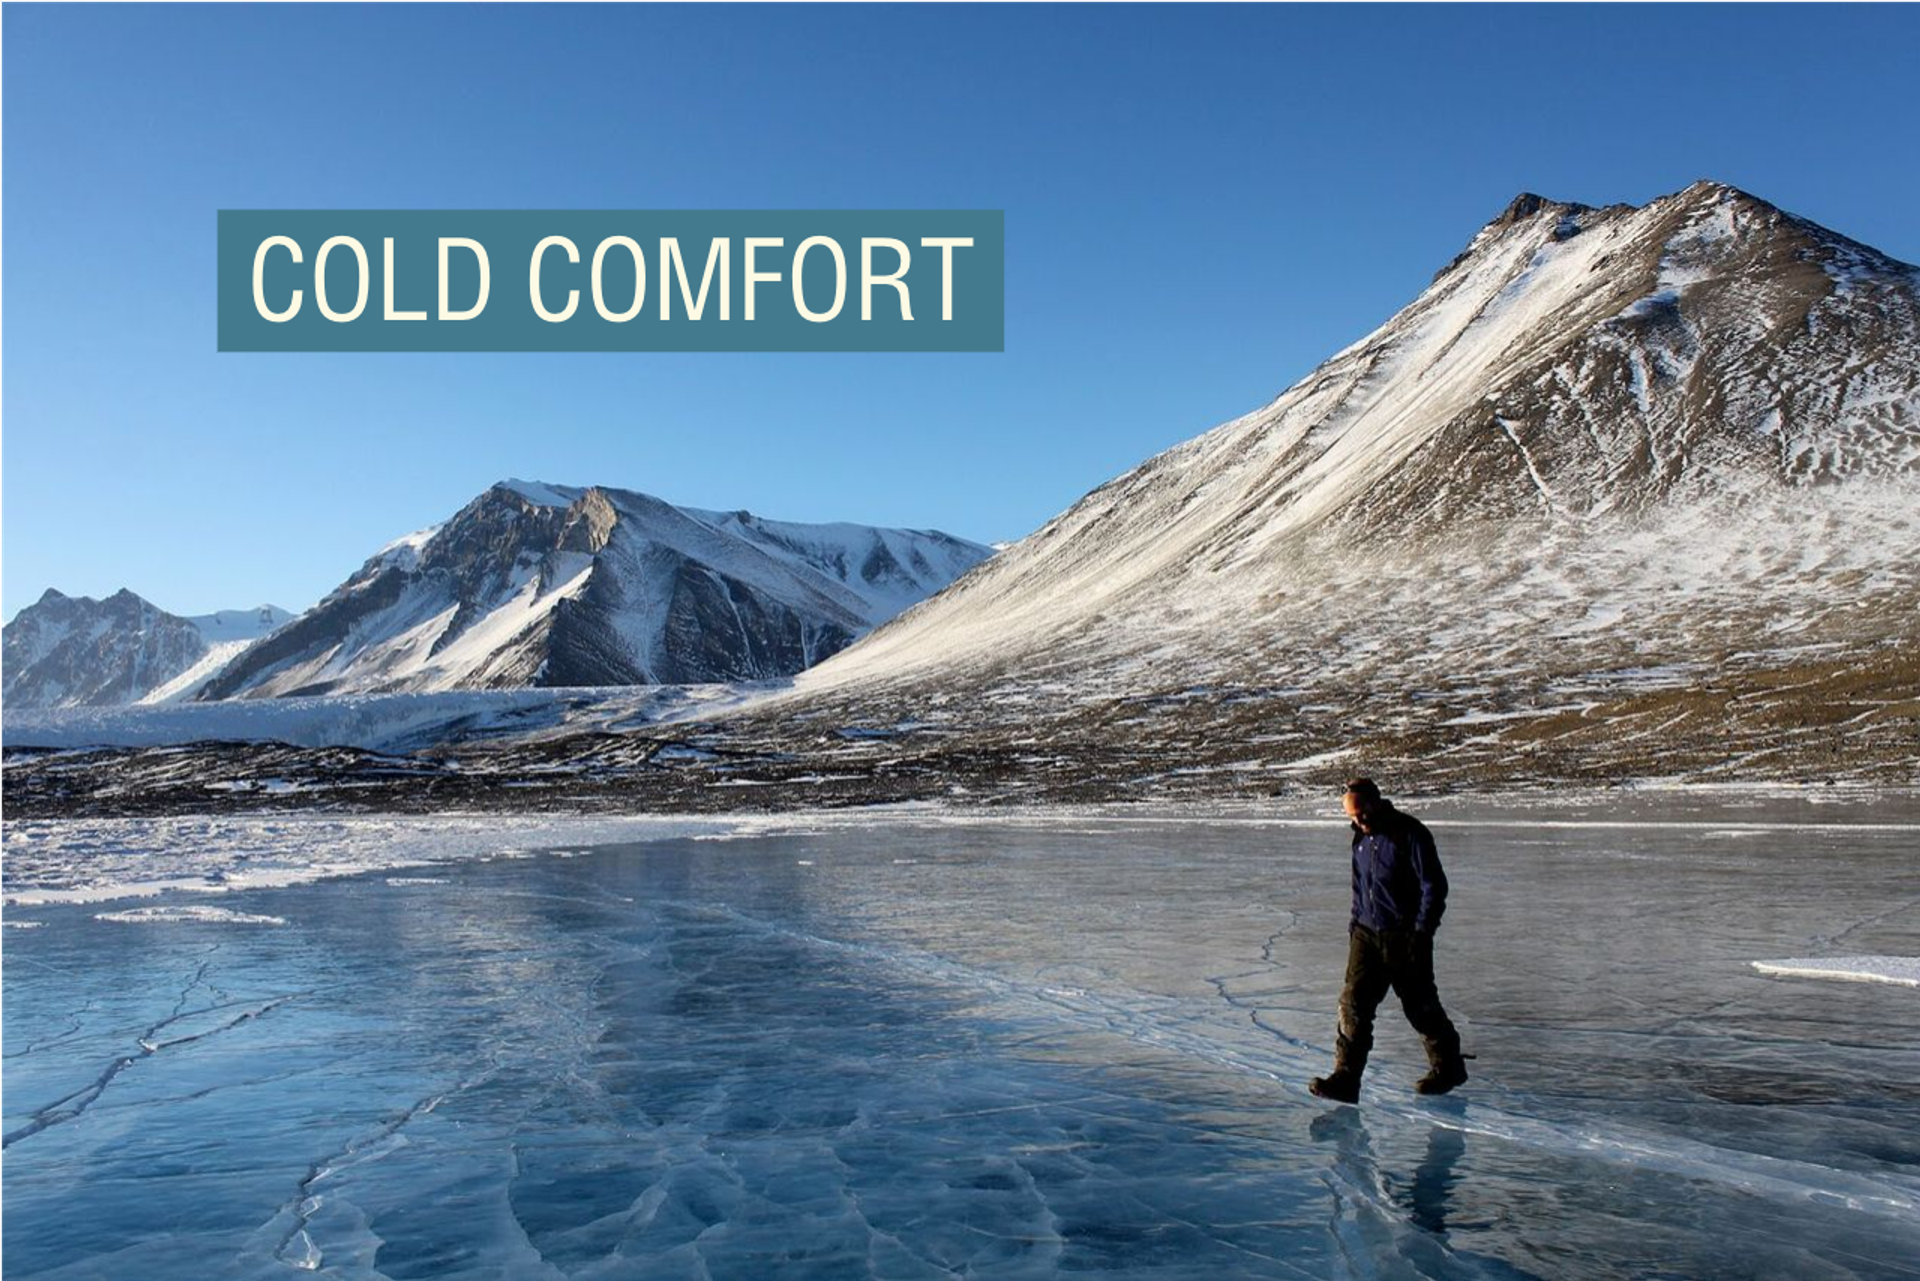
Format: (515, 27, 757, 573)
(1488, 190, 1592, 230)
(1668, 178, 1785, 220)
(560, 487, 621, 554)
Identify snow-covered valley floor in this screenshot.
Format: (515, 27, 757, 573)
(4, 806, 1917, 1277)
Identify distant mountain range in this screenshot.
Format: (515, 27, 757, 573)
(2, 592, 292, 710)
(3, 483, 992, 709)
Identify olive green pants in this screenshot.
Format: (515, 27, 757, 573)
(1335, 924, 1462, 1078)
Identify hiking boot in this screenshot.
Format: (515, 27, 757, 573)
(1415, 1060, 1469, 1096)
(1309, 1071, 1361, 1104)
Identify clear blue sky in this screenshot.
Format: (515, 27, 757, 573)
(5, 2, 1917, 620)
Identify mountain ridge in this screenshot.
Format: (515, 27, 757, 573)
(197, 481, 992, 699)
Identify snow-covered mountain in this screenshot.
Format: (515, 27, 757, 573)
(772, 180, 1920, 788)
(2, 591, 293, 710)
(198, 482, 992, 699)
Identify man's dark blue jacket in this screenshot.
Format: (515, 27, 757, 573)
(1350, 804, 1448, 934)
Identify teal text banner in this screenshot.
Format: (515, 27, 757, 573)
(218, 211, 1003, 352)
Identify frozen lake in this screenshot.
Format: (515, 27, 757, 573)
(5, 805, 1919, 1277)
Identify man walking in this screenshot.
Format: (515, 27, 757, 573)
(1309, 778, 1469, 1103)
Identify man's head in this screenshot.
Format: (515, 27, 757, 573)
(1343, 777, 1384, 830)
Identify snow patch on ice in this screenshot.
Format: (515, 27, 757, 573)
(1752, 956, 1920, 988)
(95, 905, 288, 926)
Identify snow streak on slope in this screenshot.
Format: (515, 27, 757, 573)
(137, 640, 259, 705)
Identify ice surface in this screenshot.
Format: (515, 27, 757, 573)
(1754, 956, 1920, 988)
(4, 805, 1917, 1277)
(1, 812, 743, 905)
